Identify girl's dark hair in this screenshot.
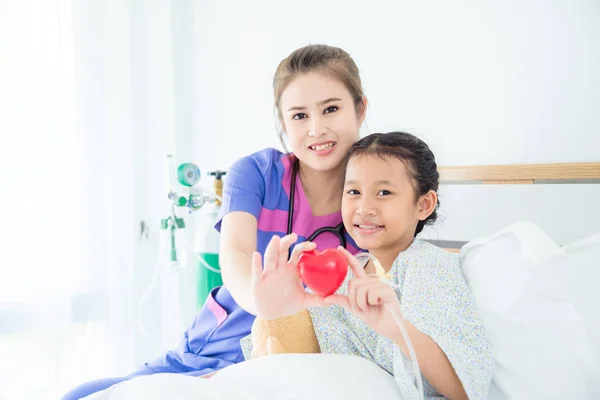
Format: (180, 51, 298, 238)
(345, 132, 440, 237)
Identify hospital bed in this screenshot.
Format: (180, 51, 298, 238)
(432, 161, 600, 253)
(84, 161, 600, 400)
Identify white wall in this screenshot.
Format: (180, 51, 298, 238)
(191, 0, 600, 169)
(189, 0, 600, 242)
(421, 184, 600, 245)
(72, 0, 200, 367)
(127, 0, 199, 360)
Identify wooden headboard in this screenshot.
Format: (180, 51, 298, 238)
(436, 162, 600, 253)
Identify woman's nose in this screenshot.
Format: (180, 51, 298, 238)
(308, 116, 327, 138)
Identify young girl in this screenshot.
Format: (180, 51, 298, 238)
(247, 132, 493, 399)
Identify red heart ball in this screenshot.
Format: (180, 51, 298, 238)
(297, 249, 349, 297)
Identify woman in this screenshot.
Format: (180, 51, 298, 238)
(63, 43, 368, 399)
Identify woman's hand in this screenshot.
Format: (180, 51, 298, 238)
(251, 234, 327, 320)
(200, 371, 219, 379)
(325, 247, 403, 342)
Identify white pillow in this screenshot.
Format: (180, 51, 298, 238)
(211, 353, 403, 400)
(564, 233, 600, 362)
(460, 221, 600, 400)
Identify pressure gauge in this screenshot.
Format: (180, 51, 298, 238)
(177, 163, 201, 187)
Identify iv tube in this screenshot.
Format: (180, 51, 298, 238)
(165, 154, 173, 196)
(355, 252, 424, 400)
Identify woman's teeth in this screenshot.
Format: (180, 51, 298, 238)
(310, 143, 335, 151)
(357, 225, 382, 229)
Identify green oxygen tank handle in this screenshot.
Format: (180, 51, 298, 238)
(177, 163, 201, 187)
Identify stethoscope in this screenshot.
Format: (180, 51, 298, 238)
(287, 158, 347, 255)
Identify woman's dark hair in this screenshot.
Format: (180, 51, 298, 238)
(345, 131, 440, 237)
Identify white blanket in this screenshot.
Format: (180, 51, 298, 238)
(82, 372, 259, 400)
(83, 354, 403, 400)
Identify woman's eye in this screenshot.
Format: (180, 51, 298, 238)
(324, 106, 338, 114)
(346, 189, 360, 195)
(293, 113, 308, 120)
(378, 190, 392, 196)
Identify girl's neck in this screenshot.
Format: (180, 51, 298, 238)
(367, 250, 397, 274)
(297, 160, 344, 216)
(368, 238, 415, 273)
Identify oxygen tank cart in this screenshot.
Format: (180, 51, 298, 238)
(192, 170, 226, 309)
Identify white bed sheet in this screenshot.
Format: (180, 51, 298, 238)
(81, 373, 259, 400)
(82, 354, 403, 400)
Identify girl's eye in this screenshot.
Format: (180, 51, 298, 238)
(293, 113, 308, 120)
(378, 190, 392, 196)
(324, 106, 338, 114)
(346, 189, 360, 195)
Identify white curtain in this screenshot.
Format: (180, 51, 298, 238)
(0, 0, 196, 398)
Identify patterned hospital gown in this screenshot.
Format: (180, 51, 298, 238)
(242, 239, 493, 399)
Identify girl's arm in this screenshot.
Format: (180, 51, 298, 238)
(390, 321, 467, 400)
(219, 211, 259, 314)
(329, 247, 488, 400)
(394, 249, 493, 400)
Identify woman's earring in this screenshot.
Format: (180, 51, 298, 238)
(359, 119, 370, 137)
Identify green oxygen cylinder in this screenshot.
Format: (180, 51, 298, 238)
(193, 170, 226, 309)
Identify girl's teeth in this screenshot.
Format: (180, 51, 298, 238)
(311, 143, 334, 151)
(359, 225, 380, 229)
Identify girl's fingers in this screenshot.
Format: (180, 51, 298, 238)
(366, 286, 388, 307)
(288, 241, 317, 266)
(251, 251, 263, 283)
(347, 278, 361, 311)
(367, 284, 397, 307)
(324, 294, 351, 310)
(304, 292, 328, 308)
(263, 235, 280, 274)
(337, 246, 367, 278)
(354, 281, 382, 313)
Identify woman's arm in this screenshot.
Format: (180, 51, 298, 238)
(391, 322, 468, 400)
(219, 211, 259, 315)
(219, 212, 322, 318)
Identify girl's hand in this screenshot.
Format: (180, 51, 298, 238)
(251, 234, 327, 320)
(325, 247, 403, 342)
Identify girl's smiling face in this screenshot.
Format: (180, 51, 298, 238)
(342, 154, 436, 256)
